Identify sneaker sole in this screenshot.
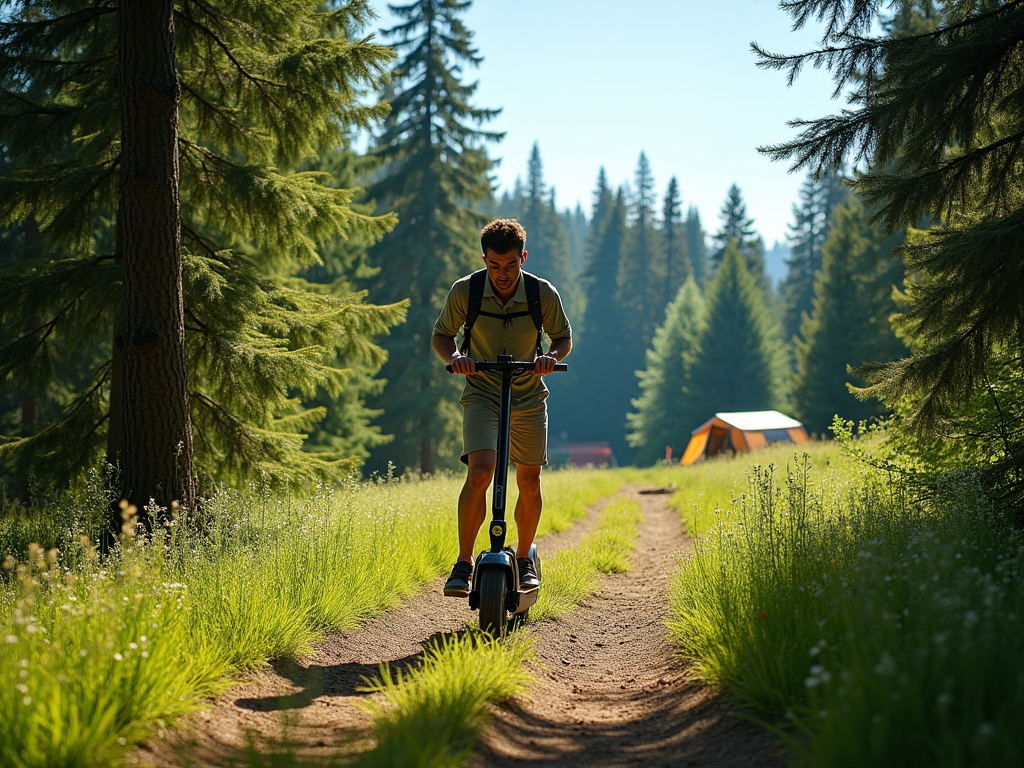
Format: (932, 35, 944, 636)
(443, 586, 470, 598)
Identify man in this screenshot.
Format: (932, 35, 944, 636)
(432, 218, 573, 597)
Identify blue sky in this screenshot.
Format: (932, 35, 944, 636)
(366, 1, 844, 246)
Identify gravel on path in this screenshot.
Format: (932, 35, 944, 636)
(473, 487, 785, 768)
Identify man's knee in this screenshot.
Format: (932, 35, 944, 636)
(516, 466, 542, 495)
(466, 453, 496, 491)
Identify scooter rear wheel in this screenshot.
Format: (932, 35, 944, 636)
(477, 568, 508, 637)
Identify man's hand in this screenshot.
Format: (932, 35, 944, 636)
(450, 353, 477, 376)
(533, 353, 559, 376)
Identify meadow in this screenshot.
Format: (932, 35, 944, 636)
(0, 468, 621, 767)
(657, 443, 1024, 767)
(2, 441, 1022, 767)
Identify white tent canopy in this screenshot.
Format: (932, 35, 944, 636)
(703, 410, 804, 433)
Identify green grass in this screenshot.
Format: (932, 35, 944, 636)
(357, 631, 533, 768)
(665, 449, 1024, 767)
(530, 496, 642, 621)
(0, 467, 622, 767)
(618, 441, 839, 536)
(222, 490, 644, 768)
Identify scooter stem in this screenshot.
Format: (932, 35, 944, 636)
(489, 353, 514, 552)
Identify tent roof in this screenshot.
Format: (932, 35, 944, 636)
(715, 410, 804, 431)
(692, 410, 804, 434)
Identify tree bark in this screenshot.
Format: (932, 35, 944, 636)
(117, 0, 196, 523)
(106, 213, 125, 472)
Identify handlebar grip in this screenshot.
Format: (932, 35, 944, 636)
(445, 363, 568, 373)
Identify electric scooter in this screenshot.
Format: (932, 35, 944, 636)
(447, 353, 567, 635)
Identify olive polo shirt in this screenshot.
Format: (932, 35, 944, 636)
(434, 271, 572, 403)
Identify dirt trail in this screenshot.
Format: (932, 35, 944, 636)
(139, 488, 783, 767)
(473, 488, 783, 768)
(138, 495, 612, 767)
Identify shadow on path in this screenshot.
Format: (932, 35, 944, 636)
(233, 629, 467, 712)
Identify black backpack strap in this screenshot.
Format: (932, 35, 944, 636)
(523, 272, 544, 355)
(460, 269, 488, 354)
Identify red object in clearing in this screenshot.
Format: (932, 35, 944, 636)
(548, 441, 617, 467)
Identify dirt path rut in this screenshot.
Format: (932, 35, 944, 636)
(473, 487, 783, 768)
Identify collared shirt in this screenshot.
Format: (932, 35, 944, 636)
(434, 271, 572, 402)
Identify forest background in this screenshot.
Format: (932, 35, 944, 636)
(2, 0, 1021, 514)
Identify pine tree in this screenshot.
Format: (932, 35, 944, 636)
(791, 199, 905, 435)
(299, 144, 396, 463)
(617, 152, 664, 360)
(660, 176, 692, 312)
(627, 278, 706, 465)
(685, 204, 709, 285)
(710, 184, 765, 283)
(518, 143, 578, 314)
(496, 176, 524, 219)
(757, 1, 1024, 428)
(687, 241, 787, 419)
(364, 0, 500, 475)
(561, 202, 588, 275)
(781, 171, 847, 343)
(557, 187, 632, 460)
(0, 1, 403, 507)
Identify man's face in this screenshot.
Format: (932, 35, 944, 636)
(482, 247, 528, 293)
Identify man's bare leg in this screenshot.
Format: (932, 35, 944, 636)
(457, 449, 496, 563)
(513, 464, 542, 559)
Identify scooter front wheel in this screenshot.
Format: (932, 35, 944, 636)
(477, 568, 508, 637)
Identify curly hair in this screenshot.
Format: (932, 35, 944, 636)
(480, 218, 527, 255)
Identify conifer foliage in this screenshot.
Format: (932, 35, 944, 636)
(627, 278, 705, 465)
(711, 184, 765, 283)
(660, 176, 692, 311)
(758, 0, 1024, 428)
(559, 182, 631, 460)
(618, 152, 664, 358)
(517, 143, 578, 315)
(686, 242, 787, 419)
(781, 171, 847, 343)
(791, 199, 904, 435)
(365, 0, 500, 474)
(0, 1, 404, 503)
(685, 205, 708, 285)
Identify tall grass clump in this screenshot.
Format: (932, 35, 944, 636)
(0, 467, 620, 766)
(668, 455, 1024, 767)
(619, 441, 839, 536)
(530, 496, 642, 621)
(358, 631, 532, 768)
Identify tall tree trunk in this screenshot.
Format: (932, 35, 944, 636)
(117, 0, 196, 525)
(106, 214, 125, 472)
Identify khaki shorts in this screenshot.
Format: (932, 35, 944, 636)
(461, 395, 548, 466)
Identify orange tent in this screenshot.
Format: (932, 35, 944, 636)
(681, 410, 808, 466)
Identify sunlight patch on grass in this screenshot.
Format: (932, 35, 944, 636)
(0, 467, 622, 766)
(357, 632, 532, 768)
(667, 453, 1024, 766)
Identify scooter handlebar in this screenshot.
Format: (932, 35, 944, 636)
(445, 361, 568, 373)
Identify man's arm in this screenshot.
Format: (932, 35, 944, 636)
(432, 333, 477, 375)
(534, 336, 572, 375)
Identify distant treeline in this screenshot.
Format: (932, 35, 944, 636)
(490, 146, 905, 466)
